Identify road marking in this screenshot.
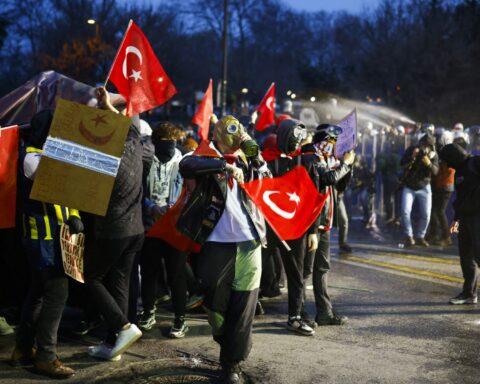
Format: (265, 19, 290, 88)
(346, 256, 464, 283)
(368, 251, 458, 265)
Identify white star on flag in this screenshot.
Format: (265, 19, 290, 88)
(287, 192, 301, 205)
(129, 69, 143, 82)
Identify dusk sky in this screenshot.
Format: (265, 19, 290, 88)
(282, 0, 381, 13)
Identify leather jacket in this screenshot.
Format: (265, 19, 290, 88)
(177, 150, 271, 247)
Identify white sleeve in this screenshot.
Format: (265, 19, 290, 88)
(23, 153, 42, 180)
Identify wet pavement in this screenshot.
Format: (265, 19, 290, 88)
(1, 219, 479, 383)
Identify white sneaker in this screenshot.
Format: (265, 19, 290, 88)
(88, 343, 122, 361)
(110, 324, 142, 358)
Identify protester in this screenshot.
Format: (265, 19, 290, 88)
(178, 115, 270, 384)
(139, 121, 189, 338)
(309, 124, 354, 326)
(440, 143, 480, 305)
(265, 118, 318, 336)
(84, 87, 143, 361)
(377, 152, 402, 224)
(351, 155, 375, 227)
(400, 133, 439, 246)
(428, 130, 454, 246)
(10, 110, 81, 378)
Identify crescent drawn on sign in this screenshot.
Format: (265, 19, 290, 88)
(262, 191, 296, 220)
(122, 46, 143, 79)
(266, 96, 274, 111)
(79, 121, 116, 145)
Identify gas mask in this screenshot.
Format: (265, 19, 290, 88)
(213, 115, 259, 157)
(286, 125, 307, 153)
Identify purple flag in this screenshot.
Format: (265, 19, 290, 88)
(335, 109, 357, 157)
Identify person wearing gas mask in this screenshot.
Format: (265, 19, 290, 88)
(11, 110, 83, 378)
(440, 143, 480, 305)
(264, 118, 318, 336)
(309, 124, 354, 326)
(178, 116, 270, 384)
(400, 133, 439, 247)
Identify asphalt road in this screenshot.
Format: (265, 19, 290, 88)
(1, 222, 479, 383)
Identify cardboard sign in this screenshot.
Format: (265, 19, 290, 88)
(60, 223, 85, 283)
(335, 109, 357, 158)
(30, 99, 131, 215)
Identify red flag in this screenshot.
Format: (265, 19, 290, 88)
(146, 188, 201, 253)
(241, 166, 327, 240)
(192, 79, 213, 141)
(255, 83, 275, 131)
(107, 20, 177, 116)
(0, 126, 19, 229)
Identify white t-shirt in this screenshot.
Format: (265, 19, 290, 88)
(207, 178, 257, 243)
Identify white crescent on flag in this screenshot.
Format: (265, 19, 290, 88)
(263, 191, 300, 220)
(266, 96, 274, 111)
(122, 46, 143, 81)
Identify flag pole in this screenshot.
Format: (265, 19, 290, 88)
(104, 19, 133, 87)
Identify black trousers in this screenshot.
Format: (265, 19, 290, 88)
(260, 245, 282, 297)
(458, 215, 480, 297)
(337, 193, 349, 245)
(84, 234, 144, 344)
(312, 231, 333, 317)
(17, 266, 68, 362)
(140, 237, 187, 317)
(197, 241, 261, 367)
(430, 190, 452, 240)
(277, 235, 307, 318)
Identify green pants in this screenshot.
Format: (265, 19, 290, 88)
(197, 240, 261, 366)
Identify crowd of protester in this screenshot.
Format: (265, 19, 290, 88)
(1, 88, 479, 384)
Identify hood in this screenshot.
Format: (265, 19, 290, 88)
(418, 132, 435, 148)
(29, 110, 53, 148)
(276, 118, 304, 154)
(439, 143, 469, 170)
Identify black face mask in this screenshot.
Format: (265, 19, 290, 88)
(155, 140, 176, 163)
(286, 134, 301, 153)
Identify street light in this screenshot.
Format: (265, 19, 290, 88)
(310, 96, 316, 102)
(291, 93, 296, 99)
(286, 90, 292, 96)
(241, 88, 248, 94)
(87, 18, 99, 38)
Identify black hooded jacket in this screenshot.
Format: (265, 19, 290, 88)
(440, 143, 480, 219)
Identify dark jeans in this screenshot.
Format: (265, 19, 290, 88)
(277, 235, 307, 318)
(17, 266, 68, 362)
(84, 234, 144, 344)
(312, 231, 333, 316)
(458, 215, 480, 298)
(140, 237, 187, 317)
(429, 190, 452, 240)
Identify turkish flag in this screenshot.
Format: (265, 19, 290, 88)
(0, 126, 19, 229)
(255, 83, 275, 131)
(146, 188, 201, 253)
(241, 166, 327, 240)
(107, 20, 177, 116)
(192, 79, 213, 141)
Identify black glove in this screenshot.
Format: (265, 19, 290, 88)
(66, 216, 84, 234)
